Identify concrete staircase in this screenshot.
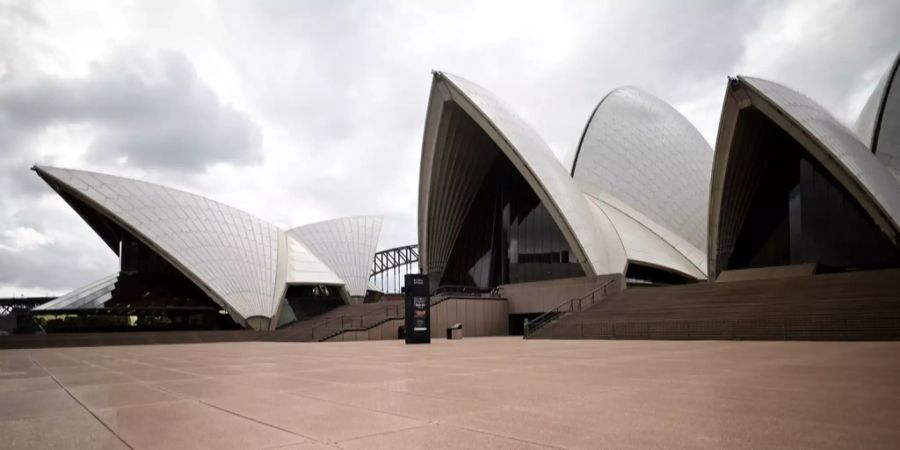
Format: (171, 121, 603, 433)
(271, 301, 403, 342)
(532, 268, 900, 340)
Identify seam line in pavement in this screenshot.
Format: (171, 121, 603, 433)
(254, 438, 317, 450)
(332, 423, 432, 444)
(440, 423, 568, 449)
(27, 356, 135, 450)
(332, 421, 565, 449)
(148, 382, 322, 444)
(282, 389, 439, 423)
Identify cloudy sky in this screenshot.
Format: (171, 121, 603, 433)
(1, 0, 898, 296)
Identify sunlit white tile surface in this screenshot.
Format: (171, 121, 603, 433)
(573, 86, 713, 258)
(288, 216, 382, 298)
(37, 167, 283, 325)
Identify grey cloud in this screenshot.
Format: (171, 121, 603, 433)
(0, 49, 263, 172)
(735, 1, 900, 122)
(0, 242, 115, 294)
(213, 0, 899, 248)
(3, 0, 900, 296)
(0, 202, 117, 294)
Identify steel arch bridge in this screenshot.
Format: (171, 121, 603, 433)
(370, 244, 419, 294)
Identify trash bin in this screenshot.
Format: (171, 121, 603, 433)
(446, 323, 463, 340)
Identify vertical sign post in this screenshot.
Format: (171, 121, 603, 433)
(404, 274, 430, 344)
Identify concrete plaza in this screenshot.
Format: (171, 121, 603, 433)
(1, 337, 898, 449)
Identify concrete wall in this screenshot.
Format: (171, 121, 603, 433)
(716, 264, 816, 282)
(326, 297, 509, 342)
(0, 329, 267, 349)
(429, 297, 508, 338)
(497, 274, 624, 314)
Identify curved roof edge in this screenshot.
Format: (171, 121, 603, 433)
(855, 51, 900, 153)
(571, 88, 618, 176)
(283, 235, 345, 287)
(709, 76, 900, 274)
(33, 165, 288, 329)
(422, 71, 618, 276)
(33, 166, 393, 329)
(34, 166, 250, 327)
(586, 192, 707, 279)
(571, 85, 714, 253)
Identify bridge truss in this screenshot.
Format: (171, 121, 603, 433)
(370, 244, 419, 294)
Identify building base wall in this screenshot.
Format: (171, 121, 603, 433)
(497, 274, 624, 314)
(325, 297, 509, 342)
(716, 263, 817, 282)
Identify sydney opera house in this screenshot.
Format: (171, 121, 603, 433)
(419, 73, 711, 291)
(30, 166, 384, 331)
(18, 50, 900, 340)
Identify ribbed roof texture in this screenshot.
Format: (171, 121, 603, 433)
(854, 52, 900, 180)
(34, 166, 381, 328)
(420, 73, 713, 282)
(288, 215, 383, 298)
(573, 86, 713, 277)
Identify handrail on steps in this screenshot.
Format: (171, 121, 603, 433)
(311, 303, 404, 340)
(312, 288, 504, 341)
(523, 279, 618, 339)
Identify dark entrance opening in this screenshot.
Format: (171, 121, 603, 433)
(508, 313, 542, 336)
(277, 285, 344, 328)
(625, 263, 692, 286)
(440, 146, 585, 290)
(33, 233, 243, 333)
(723, 108, 900, 272)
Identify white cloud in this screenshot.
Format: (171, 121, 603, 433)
(0, 0, 897, 295)
(0, 227, 54, 252)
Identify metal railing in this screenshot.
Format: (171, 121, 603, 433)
(310, 315, 360, 341)
(311, 303, 405, 341)
(311, 286, 505, 342)
(359, 303, 404, 329)
(523, 279, 618, 339)
(432, 285, 499, 298)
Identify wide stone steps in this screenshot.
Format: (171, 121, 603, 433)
(271, 301, 402, 342)
(533, 268, 900, 340)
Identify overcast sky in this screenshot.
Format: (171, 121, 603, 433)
(1, 0, 898, 296)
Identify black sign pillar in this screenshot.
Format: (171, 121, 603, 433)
(404, 274, 430, 344)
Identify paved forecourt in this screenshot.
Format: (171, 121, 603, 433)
(1, 337, 899, 449)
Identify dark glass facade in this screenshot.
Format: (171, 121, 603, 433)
(439, 155, 584, 289)
(281, 285, 344, 323)
(726, 112, 900, 272)
(626, 263, 691, 285)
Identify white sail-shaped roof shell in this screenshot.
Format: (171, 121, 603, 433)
(584, 193, 706, 280)
(35, 166, 385, 329)
(287, 215, 383, 298)
(709, 76, 900, 276)
(35, 166, 285, 327)
(284, 236, 344, 287)
(418, 72, 624, 280)
(854, 52, 900, 180)
(572, 86, 712, 278)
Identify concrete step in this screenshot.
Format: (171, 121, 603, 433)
(535, 268, 900, 340)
